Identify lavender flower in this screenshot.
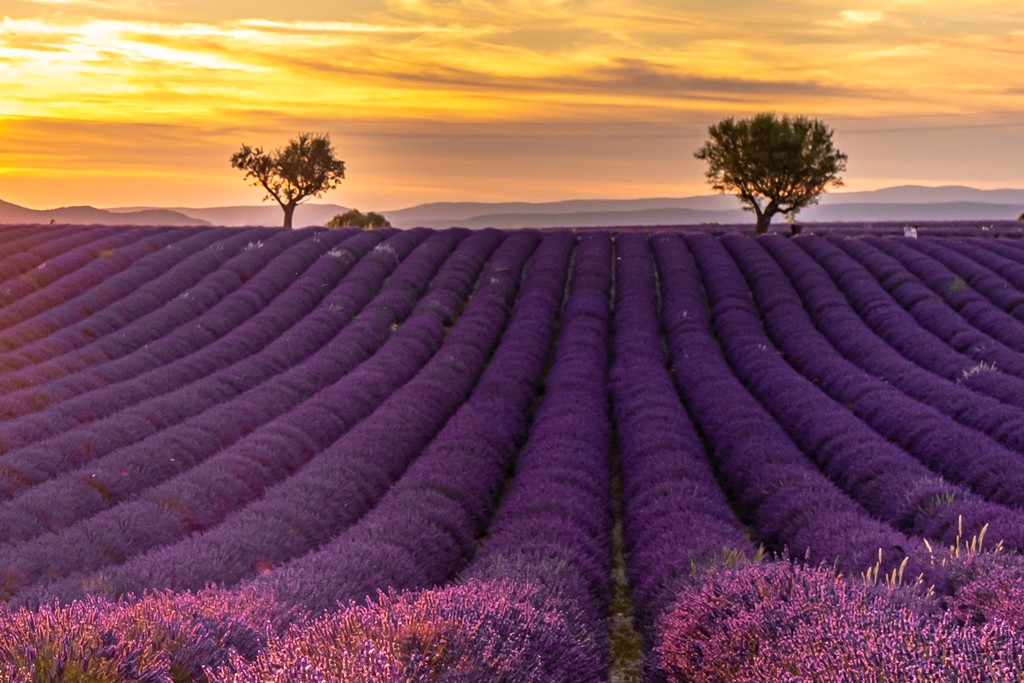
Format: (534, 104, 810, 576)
(657, 560, 1024, 682)
(208, 580, 601, 683)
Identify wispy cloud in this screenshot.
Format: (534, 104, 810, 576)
(839, 9, 885, 24)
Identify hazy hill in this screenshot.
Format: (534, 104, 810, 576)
(107, 204, 347, 228)
(2, 186, 1022, 228)
(385, 186, 1024, 228)
(798, 201, 1024, 222)
(0, 200, 209, 226)
(816, 185, 1024, 206)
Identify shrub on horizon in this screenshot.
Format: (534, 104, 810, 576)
(325, 209, 391, 230)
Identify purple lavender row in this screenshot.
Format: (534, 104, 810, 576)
(6, 227, 299, 368)
(961, 234, 1024, 269)
(716, 234, 1024, 549)
(904, 237, 1024, 325)
(0, 227, 281, 378)
(938, 237, 1024, 322)
(829, 237, 1024, 377)
(0, 228, 159, 326)
(247, 232, 576, 613)
(0, 229, 362, 422)
(867, 236, 1024, 356)
(11, 229, 524, 606)
(0, 226, 118, 295)
(0, 229, 186, 353)
(610, 233, 756, 642)
(759, 236, 1024, 458)
(653, 234, 930, 584)
(0, 229, 451, 543)
(0, 226, 57, 259)
(796, 237, 1024, 409)
(0, 229, 374, 449)
(0, 228, 244, 380)
(461, 233, 614, 680)
(0, 228, 213, 355)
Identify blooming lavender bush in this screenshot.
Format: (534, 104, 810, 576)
(0, 586, 300, 682)
(208, 580, 600, 683)
(657, 560, 1024, 682)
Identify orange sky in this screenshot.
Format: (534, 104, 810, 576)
(2, 0, 1023, 211)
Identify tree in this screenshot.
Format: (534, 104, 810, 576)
(230, 132, 346, 228)
(326, 209, 391, 230)
(695, 113, 847, 235)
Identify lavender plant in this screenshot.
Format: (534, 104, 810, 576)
(657, 559, 1024, 682)
(208, 580, 599, 683)
(711, 234, 1024, 551)
(610, 233, 755, 647)
(0, 230, 442, 546)
(652, 233, 930, 584)
(249, 232, 574, 612)
(758, 236, 1024, 455)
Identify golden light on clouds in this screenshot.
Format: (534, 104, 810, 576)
(838, 9, 885, 24)
(1, 0, 1023, 210)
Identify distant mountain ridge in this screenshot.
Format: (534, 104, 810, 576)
(383, 186, 1024, 228)
(106, 204, 348, 228)
(1, 186, 1022, 229)
(0, 200, 210, 227)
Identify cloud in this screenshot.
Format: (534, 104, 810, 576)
(561, 58, 864, 100)
(237, 19, 456, 35)
(840, 9, 885, 24)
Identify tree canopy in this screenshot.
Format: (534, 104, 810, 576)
(231, 132, 346, 228)
(326, 209, 391, 230)
(695, 113, 847, 234)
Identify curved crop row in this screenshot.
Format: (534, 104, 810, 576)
(869, 236, 1024, 354)
(0, 228, 482, 600)
(610, 233, 756, 671)
(0, 228, 188, 352)
(1, 226, 1024, 681)
(464, 232, 614, 680)
(0, 230, 458, 548)
(759, 237, 1024, 456)
(653, 233, 931, 584)
(714, 234, 1024, 548)
(906, 237, 1024, 323)
(0, 230, 429, 500)
(0, 228, 284, 376)
(0, 229, 372, 433)
(797, 237, 1024, 406)
(0, 228, 148, 315)
(13, 230, 532, 605)
(830, 237, 1024, 378)
(249, 231, 577, 612)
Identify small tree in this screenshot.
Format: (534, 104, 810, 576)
(695, 113, 847, 235)
(326, 209, 391, 230)
(231, 132, 346, 228)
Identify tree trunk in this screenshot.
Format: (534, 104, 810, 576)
(754, 212, 772, 235)
(282, 203, 296, 229)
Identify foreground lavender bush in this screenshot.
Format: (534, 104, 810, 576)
(657, 560, 1024, 682)
(209, 579, 601, 683)
(0, 586, 300, 682)
(944, 548, 1024, 631)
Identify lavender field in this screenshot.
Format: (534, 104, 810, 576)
(2, 223, 1024, 681)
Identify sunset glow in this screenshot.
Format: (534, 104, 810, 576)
(2, 0, 1023, 211)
